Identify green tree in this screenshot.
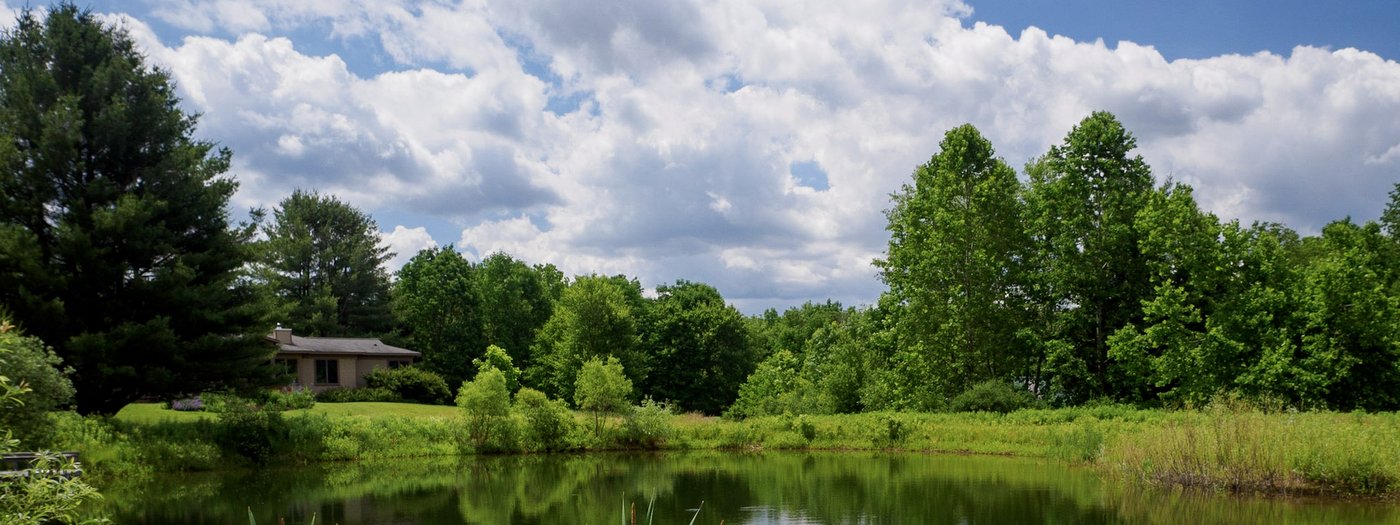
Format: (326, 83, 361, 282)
(456, 367, 515, 451)
(574, 356, 633, 440)
(473, 344, 521, 394)
(392, 246, 484, 386)
(0, 320, 74, 447)
(877, 124, 1031, 402)
(1107, 183, 1227, 404)
(1023, 111, 1155, 402)
(476, 252, 561, 371)
(725, 349, 819, 418)
(513, 387, 574, 451)
(258, 190, 394, 337)
(0, 5, 274, 414)
(529, 275, 645, 400)
(639, 280, 755, 415)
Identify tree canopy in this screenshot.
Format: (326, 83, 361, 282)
(0, 5, 274, 414)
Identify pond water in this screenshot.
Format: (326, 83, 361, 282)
(94, 451, 1397, 524)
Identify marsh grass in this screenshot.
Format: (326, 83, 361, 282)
(49, 401, 1400, 499)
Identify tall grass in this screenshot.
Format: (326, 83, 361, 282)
(1100, 402, 1400, 497)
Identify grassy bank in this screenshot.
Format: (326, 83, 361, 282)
(49, 402, 1400, 499)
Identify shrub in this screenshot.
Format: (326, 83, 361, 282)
(622, 398, 674, 449)
(0, 320, 76, 446)
(457, 368, 515, 452)
(317, 387, 400, 403)
(515, 387, 574, 452)
(265, 386, 316, 411)
(213, 403, 289, 465)
(365, 366, 453, 405)
(795, 415, 817, 444)
(948, 380, 1040, 414)
(575, 356, 632, 441)
(168, 397, 205, 411)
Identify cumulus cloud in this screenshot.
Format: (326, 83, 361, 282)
(381, 225, 438, 272)
(99, 1, 1400, 310)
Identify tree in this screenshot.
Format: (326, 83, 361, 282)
(639, 280, 755, 415)
(258, 190, 394, 337)
(476, 252, 561, 371)
(0, 5, 274, 414)
(876, 124, 1031, 402)
(456, 367, 515, 451)
(528, 275, 646, 400)
(473, 344, 521, 394)
(573, 356, 632, 440)
(1023, 111, 1155, 402)
(392, 246, 484, 386)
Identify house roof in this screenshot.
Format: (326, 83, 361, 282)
(269, 334, 420, 357)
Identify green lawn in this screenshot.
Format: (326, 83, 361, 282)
(115, 401, 460, 424)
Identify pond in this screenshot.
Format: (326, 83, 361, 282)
(94, 451, 1397, 524)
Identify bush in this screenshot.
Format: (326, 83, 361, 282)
(317, 387, 400, 403)
(265, 386, 316, 411)
(0, 320, 76, 446)
(457, 368, 515, 452)
(622, 398, 674, 449)
(948, 380, 1040, 414)
(515, 387, 574, 452)
(213, 403, 289, 465)
(795, 415, 817, 444)
(365, 366, 452, 404)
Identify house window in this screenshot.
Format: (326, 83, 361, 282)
(315, 359, 339, 385)
(388, 360, 410, 369)
(274, 359, 298, 383)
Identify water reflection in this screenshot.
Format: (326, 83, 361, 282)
(94, 451, 1397, 524)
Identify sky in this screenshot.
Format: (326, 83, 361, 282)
(9, 1, 1400, 313)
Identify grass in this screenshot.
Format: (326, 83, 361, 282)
(115, 401, 460, 424)
(61, 401, 1400, 499)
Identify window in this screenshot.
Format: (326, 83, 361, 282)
(388, 360, 410, 369)
(315, 359, 339, 385)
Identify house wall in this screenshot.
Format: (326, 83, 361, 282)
(277, 353, 416, 392)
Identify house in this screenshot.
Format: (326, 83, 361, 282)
(267, 326, 420, 392)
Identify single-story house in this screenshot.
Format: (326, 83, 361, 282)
(267, 326, 420, 392)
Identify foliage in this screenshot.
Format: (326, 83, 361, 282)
(0, 4, 275, 415)
(391, 246, 484, 387)
(264, 387, 317, 411)
(365, 366, 452, 405)
(513, 387, 574, 452)
(639, 280, 756, 414)
(877, 124, 1032, 402)
(1023, 112, 1155, 403)
(456, 367, 516, 452)
(529, 275, 646, 401)
(725, 350, 822, 418)
(574, 356, 633, 440)
(622, 398, 674, 448)
(0, 320, 75, 446)
(315, 387, 400, 403)
(948, 380, 1041, 414)
(213, 402, 289, 465)
(476, 253, 563, 372)
(256, 190, 394, 337)
(472, 345, 521, 394)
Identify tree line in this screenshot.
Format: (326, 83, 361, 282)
(2, 6, 1397, 417)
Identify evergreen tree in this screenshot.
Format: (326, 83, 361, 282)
(0, 5, 274, 414)
(257, 190, 394, 336)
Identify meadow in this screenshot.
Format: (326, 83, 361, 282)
(45, 401, 1400, 500)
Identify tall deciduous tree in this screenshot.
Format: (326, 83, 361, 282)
(528, 275, 645, 400)
(0, 5, 274, 414)
(639, 280, 755, 415)
(392, 246, 484, 387)
(876, 124, 1031, 402)
(1024, 111, 1154, 402)
(258, 190, 394, 336)
(477, 252, 561, 371)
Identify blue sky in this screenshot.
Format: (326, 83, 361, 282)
(16, 0, 1400, 313)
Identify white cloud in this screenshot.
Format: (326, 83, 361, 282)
(99, 1, 1400, 311)
(381, 225, 437, 272)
